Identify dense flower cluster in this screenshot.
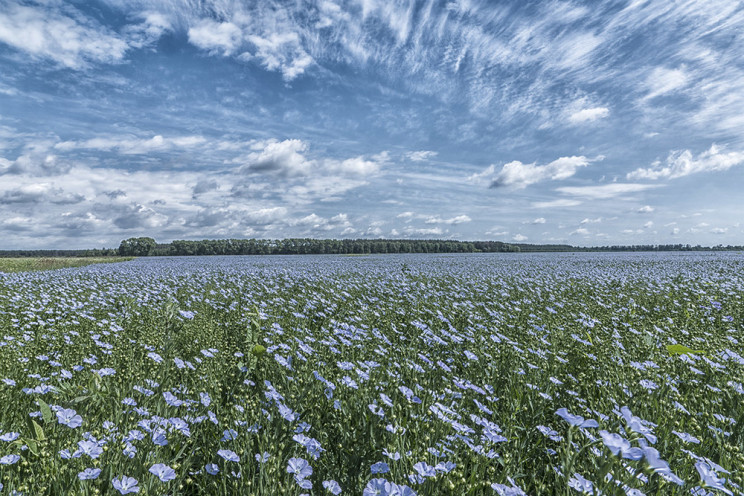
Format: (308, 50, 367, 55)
(0, 252, 742, 494)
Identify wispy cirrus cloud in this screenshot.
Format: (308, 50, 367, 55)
(556, 183, 662, 199)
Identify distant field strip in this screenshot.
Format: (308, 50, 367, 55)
(0, 257, 134, 273)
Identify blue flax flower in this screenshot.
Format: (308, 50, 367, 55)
(78, 468, 101, 480)
(149, 463, 177, 482)
(112, 475, 140, 494)
(556, 408, 599, 429)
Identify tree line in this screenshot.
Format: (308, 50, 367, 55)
(118, 238, 521, 256)
(1, 239, 742, 258)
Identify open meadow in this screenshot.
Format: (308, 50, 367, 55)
(0, 258, 134, 274)
(0, 253, 742, 495)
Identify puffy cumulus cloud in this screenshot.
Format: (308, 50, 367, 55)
(568, 107, 609, 125)
(626, 145, 744, 180)
(423, 215, 471, 225)
(556, 183, 661, 199)
(471, 155, 594, 189)
(711, 227, 728, 234)
(288, 212, 353, 233)
(637, 205, 654, 213)
(405, 150, 438, 162)
(241, 139, 311, 176)
(580, 217, 602, 224)
(570, 228, 590, 236)
(0, 3, 129, 69)
(187, 19, 243, 56)
(512, 234, 528, 241)
(403, 226, 444, 236)
(0, 183, 85, 205)
(530, 217, 547, 224)
(243, 31, 314, 81)
(240, 139, 383, 179)
(111, 203, 169, 230)
(192, 179, 220, 198)
(0, 151, 70, 176)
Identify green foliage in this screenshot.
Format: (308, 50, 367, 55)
(118, 237, 157, 256)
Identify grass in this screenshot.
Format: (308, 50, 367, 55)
(0, 257, 134, 273)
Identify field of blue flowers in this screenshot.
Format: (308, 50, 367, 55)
(0, 252, 742, 495)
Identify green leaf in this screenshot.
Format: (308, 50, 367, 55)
(31, 420, 46, 441)
(37, 398, 53, 423)
(26, 439, 38, 455)
(251, 344, 266, 357)
(666, 344, 705, 355)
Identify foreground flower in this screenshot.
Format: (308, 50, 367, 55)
(598, 430, 643, 460)
(217, 449, 240, 462)
(492, 477, 527, 496)
(56, 408, 83, 428)
(78, 468, 101, 480)
(0, 454, 20, 465)
(287, 457, 313, 480)
(323, 480, 342, 495)
(695, 461, 733, 496)
(150, 463, 177, 482)
(556, 408, 599, 429)
(112, 475, 140, 494)
(568, 473, 595, 494)
(363, 478, 416, 496)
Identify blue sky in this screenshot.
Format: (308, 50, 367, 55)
(1, 0, 743, 249)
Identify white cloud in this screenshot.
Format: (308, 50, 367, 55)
(187, 19, 243, 56)
(580, 217, 602, 224)
(568, 107, 609, 125)
(512, 234, 528, 241)
(244, 32, 314, 81)
(242, 139, 311, 176)
(556, 183, 661, 199)
(406, 150, 438, 162)
(0, 4, 129, 69)
(55, 134, 207, 154)
(424, 215, 471, 225)
(643, 66, 689, 100)
(531, 199, 582, 208)
(644, 221, 654, 228)
(637, 205, 654, 213)
(570, 228, 590, 236)
(241, 139, 382, 178)
(471, 155, 594, 189)
(531, 217, 547, 224)
(404, 226, 444, 236)
(711, 227, 728, 234)
(627, 145, 744, 180)
(0, 183, 84, 205)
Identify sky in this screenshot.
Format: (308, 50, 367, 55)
(1, 0, 744, 249)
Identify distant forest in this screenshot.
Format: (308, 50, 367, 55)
(1, 237, 743, 258)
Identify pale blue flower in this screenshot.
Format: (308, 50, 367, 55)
(218, 449, 239, 462)
(112, 475, 139, 494)
(323, 480, 342, 494)
(149, 463, 176, 482)
(57, 408, 83, 428)
(78, 468, 101, 480)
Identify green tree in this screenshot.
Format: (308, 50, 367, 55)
(118, 237, 157, 256)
